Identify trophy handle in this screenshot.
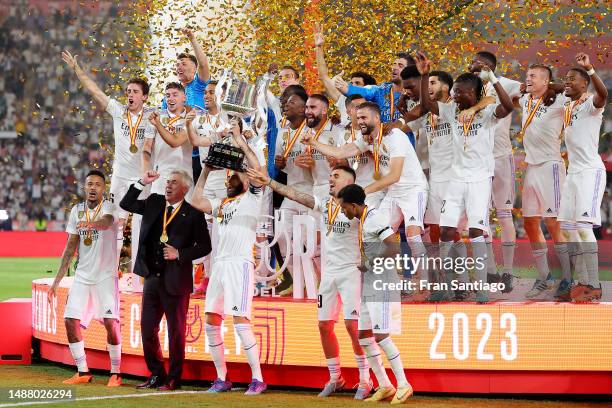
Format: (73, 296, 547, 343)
(216, 69, 232, 110)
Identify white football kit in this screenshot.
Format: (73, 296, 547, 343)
(354, 128, 428, 231)
(358, 207, 401, 334)
(106, 99, 155, 217)
(437, 102, 499, 230)
(519, 93, 568, 217)
(205, 185, 263, 319)
(308, 121, 342, 198)
(313, 195, 361, 322)
(64, 201, 119, 325)
(193, 110, 230, 201)
(558, 96, 606, 225)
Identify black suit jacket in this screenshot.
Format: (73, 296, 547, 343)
(120, 184, 211, 296)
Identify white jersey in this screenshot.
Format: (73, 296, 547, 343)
(313, 195, 360, 272)
(275, 122, 314, 193)
(338, 127, 377, 188)
(483, 76, 522, 158)
(438, 101, 498, 182)
(210, 185, 263, 262)
(423, 105, 454, 182)
(408, 115, 429, 171)
(106, 98, 155, 180)
(520, 93, 568, 165)
(355, 128, 428, 197)
(308, 121, 342, 186)
(66, 201, 118, 284)
(362, 207, 395, 243)
(246, 134, 268, 168)
(149, 108, 194, 179)
(194, 110, 229, 191)
(563, 95, 605, 174)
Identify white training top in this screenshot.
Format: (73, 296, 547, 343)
(106, 98, 155, 180)
(519, 93, 568, 165)
(438, 101, 499, 182)
(422, 104, 454, 182)
(275, 122, 314, 194)
(66, 200, 118, 284)
(308, 121, 342, 187)
(193, 110, 229, 191)
(313, 195, 360, 272)
(148, 108, 193, 180)
(354, 128, 428, 197)
(563, 95, 605, 174)
(483, 76, 522, 159)
(210, 185, 263, 262)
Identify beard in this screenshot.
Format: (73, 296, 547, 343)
(306, 115, 321, 128)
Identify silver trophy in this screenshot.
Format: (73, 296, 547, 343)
(216, 69, 259, 118)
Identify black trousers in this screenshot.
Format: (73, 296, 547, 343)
(141, 275, 190, 381)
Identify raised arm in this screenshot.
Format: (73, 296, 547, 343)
(183, 28, 210, 82)
(576, 52, 607, 108)
(415, 51, 438, 115)
(120, 171, 159, 215)
(246, 167, 315, 209)
(47, 233, 79, 302)
(78, 213, 114, 232)
(458, 95, 496, 123)
(364, 156, 403, 194)
(479, 69, 514, 118)
(231, 131, 264, 180)
(148, 111, 188, 148)
(301, 131, 362, 159)
(142, 138, 154, 173)
(190, 166, 213, 214)
(62, 50, 110, 109)
(314, 23, 341, 102)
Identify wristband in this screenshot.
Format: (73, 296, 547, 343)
(137, 179, 146, 186)
(587, 68, 595, 76)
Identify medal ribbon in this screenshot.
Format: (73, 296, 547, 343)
(162, 201, 184, 236)
(165, 108, 185, 133)
(389, 88, 395, 119)
(84, 201, 103, 242)
(521, 95, 543, 135)
(216, 193, 243, 222)
(350, 126, 362, 164)
(126, 109, 144, 150)
(327, 198, 342, 229)
(372, 126, 384, 176)
(307, 118, 330, 154)
(282, 120, 306, 158)
(563, 98, 583, 131)
(358, 205, 369, 259)
(461, 112, 476, 151)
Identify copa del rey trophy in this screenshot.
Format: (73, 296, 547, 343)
(203, 69, 259, 171)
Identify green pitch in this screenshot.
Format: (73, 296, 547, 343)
(0, 364, 604, 408)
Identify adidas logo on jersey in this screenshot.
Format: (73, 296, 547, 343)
(546, 208, 553, 213)
(478, 220, 485, 225)
(351, 310, 359, 316)
(106, 309, 112, 315)
(409, 216, 415, 221)
(232, 306, 239, 311)
(506, 200, 512, 205)
(374, 324, 380, 330)
(582, 211, 589, 217)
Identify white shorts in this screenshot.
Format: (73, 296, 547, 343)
(380, 187, 428, 231)
(110, 175, 141, 219)
(440, 178, 492, 231)
(522, 161, 566, 218)
(365, 191, 385, 208)
(492, 154, 516, 211)
(424, 179, 446, 225)
(205, 259, 254, 319)
(64, 276, 120, 327)
(558, 168, 606, 226)
(317, 269, 361, 321)
(358, 298, 401, 335)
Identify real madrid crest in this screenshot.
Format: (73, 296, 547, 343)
(78, 211, 84, 219)
(344, 131, 351, 141)
(382, 143, 388, 153)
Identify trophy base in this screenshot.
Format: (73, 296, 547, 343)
(203, 142, 246, 171)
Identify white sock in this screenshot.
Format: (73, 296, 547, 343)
(354, 353, 370, 384)
(68, 341, 88, 373)
(407, 235, 427, 280)
(378, 337, 408, 387)
(485, 236, 497, 276)
(450, 240, 468, 283)
(359, 337, 391, 388)
(326, 357, 341, 382)
(578, 225, 599, 287)
(470, 236, 487, 284)
(107, 343, 121, 374)
(205, 323, 227, 380)
(554, 243, 572, 281)
(498, 211, 516, 274)
(563, 226, 587, 284)
(235, 323, 263, 381)
(439, 240, 453, 283)
(532, 247, 550, 281)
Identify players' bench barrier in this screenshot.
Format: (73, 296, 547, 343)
(31, 278, 612, 394)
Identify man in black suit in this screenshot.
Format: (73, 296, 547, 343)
(120, 169, 210, 391)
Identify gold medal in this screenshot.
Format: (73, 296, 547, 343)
(83, 236, 92, 246)
(216, 216, 223, 223)
(130, 144, 138, 153)
(160, 233, 168, 243)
